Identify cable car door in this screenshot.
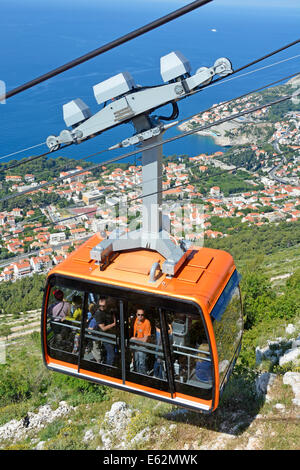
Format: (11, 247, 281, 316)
(123, 301, 172, 395)
(44, 281, 122, 381)
(166, 308, 214, 403)
(79, 296, 122, 381)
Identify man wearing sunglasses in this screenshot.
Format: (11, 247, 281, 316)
(131, 307, 151, 374)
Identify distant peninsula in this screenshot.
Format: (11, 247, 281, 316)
(178, 118, 257, 147)
(177, 76, 300, 147)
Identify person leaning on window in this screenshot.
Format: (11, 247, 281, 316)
(131, 308, 151, 375)
(94, 297, 116, 366)
(66, 295, 83, 354)
(48, 289, 71, 322)
(48, 289, 71, 348)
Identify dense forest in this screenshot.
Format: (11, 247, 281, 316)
(196, 170, 264, 196)
(0, 274, 46, 317)
(0, 156, 93, 182)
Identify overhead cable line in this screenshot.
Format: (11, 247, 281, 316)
(12, 139, 300, 249)
(0, 89, 298, 207)
(42, 52, 300, 145)
(174, 68, 300, 134)
(2, 49, 300, 173)
(1, 145, 72, 171)
(208, 38, 300, 89)
(0, 13, 299, 167)
(185, 53, 300, 101)
(3, 60, 300, 174)
(9, 139, 299, 238)
(0, 142, 46, 162)
(2, 145, 105, 172)
(0, 0, 212, 102)
(1, 91, 297, 206)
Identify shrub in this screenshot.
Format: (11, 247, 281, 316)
(0, 354, 50, 405)
(241, 269, 275, 329)
(50, 373, 110, 406)
(220, 365, 260, 414)
(126, 410, 153, 443)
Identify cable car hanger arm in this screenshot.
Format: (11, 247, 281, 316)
(46, 53, 232, 150)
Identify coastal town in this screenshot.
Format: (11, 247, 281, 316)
(0, 84, 299, 283)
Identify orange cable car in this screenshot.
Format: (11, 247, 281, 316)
(41, 56, 242, 413)
(41, 233, 243, 413)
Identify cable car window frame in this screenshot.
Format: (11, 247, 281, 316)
(42, 273, 216, 404)
(165, 309, 214, 400)
(210, 269, 243, 391)
(44, 285, 87, 367)
(210, 270, 241, 322)
(79, 294, 123, 381)
(43, 280, 123, 380)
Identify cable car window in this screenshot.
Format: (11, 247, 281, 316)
(81, 295, 120, 370)
(126, 302, 168, 383)
(46, 285, 84, 364)
(211, 278, 243, 387)
(211, 270, 241, 321)
(169, 311, 213, 392)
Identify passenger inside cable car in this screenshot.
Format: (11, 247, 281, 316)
(130, 307, 151, 374)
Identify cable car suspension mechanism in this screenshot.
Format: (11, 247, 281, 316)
(46, 52, 233, 277)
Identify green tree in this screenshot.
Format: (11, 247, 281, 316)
(241, 262, 275, 329)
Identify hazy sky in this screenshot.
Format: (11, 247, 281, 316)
(3, 0, 299, 8)
(155, 0, 299, 6)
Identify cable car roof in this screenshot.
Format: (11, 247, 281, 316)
(48, 233, 235, 314)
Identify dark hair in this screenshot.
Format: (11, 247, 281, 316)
(72, 295, 82, 305)
(53, 289, 63, 300)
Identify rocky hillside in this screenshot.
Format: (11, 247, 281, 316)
(0, 319, 299, 451)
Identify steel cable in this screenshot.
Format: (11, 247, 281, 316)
(0, 0, 213, 101)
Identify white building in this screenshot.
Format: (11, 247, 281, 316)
(210, 186, 221, 197)
(13, 261, 31, 278)
(49, 232, 66, 245)
(82, 190, 103, 205)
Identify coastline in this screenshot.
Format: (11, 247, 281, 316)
(178, 119, 246, 147)
(178, 119, 272, 147)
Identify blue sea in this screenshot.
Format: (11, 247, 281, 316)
(0, 0, 300, 166)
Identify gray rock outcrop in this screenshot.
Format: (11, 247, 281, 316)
(0, 401, 75, 444)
